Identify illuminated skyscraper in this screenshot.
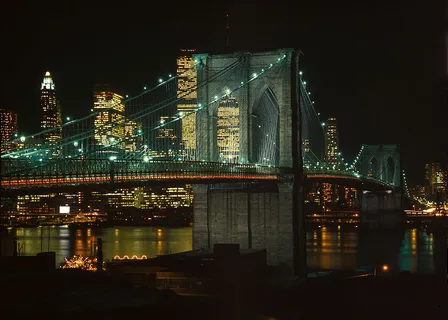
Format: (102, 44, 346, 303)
(93, 86, 125, 153)
(123, 120, 143, 153)
(425, 162, 447, 197)
(324, 117, 340, 169)
(176, 49, 197, 159)
(150, 116, 178, 158)
(41, 71, 62, 157)
(217, 96, 239, 163)
(0, 109, 18, 153)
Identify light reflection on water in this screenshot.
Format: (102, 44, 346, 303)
(3, 226, 192, 266)
(2, 225, 445, 274)
(306, 226, 445, 274)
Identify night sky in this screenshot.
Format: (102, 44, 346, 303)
(1, 1, 446, 185)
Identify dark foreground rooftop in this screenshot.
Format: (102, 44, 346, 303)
(0, 270, 446, 319)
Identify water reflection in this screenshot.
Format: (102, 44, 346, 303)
(307, 225, 445, 274)
(4, 226, 192, 266)
(2, 225, 444, 274)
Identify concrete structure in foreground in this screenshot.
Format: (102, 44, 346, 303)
(192, 182, 295, 267)
(189, 48, 305, 275)
(361, 190, 405, 228)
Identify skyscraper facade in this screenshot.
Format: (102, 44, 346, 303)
(324, 117, 340, 169)
(425, 162, 447, 199)
(149, 116, 179, 159)
(93, 87, 125, 154)
(217, 96, 239, 163)
(0, 108, 18, 153)
(41, 71, 62, 157)
(176, 49, 197, 160)
(123, 120, 143, 153)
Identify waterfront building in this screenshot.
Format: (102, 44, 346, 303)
(16, 193, 82, 215)
(89, 186, 193, 210)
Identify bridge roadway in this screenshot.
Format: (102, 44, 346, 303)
(0, 159, 394, 194)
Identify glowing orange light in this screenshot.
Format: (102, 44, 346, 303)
(113, 255, 148, 260)
(382, 264, 389, 271)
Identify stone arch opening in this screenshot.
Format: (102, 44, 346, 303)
(251, 87, 280, 166)
(386, 156, 395, 184)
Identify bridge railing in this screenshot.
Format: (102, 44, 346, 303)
(304, 167, 394, 188)
(1, 159, 394, 189)
(0, 159, 283, 188)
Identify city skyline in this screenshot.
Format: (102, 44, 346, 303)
(1, 2, 446, 185)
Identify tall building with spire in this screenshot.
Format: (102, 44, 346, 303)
(41, 71, 62, 157)
(0, 108, 18, 153)
(176, 49, 197, 160)
(324, 117, 340, 169)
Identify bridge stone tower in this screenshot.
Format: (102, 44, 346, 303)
(359, 144, 401, 187)
(193, 49, 295, 167)
(191, 49, 305, 275)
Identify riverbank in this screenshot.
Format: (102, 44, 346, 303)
(0, 270, 446, 319)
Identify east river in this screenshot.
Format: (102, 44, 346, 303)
(1, 225, 446, 274)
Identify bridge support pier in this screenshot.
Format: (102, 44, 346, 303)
(360, 190, 405, 228)
(192, 182, 297, 271)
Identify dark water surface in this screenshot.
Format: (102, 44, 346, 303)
(2, 225, 446, 274)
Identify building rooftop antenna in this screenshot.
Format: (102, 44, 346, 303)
(225, 12, 230, 51)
